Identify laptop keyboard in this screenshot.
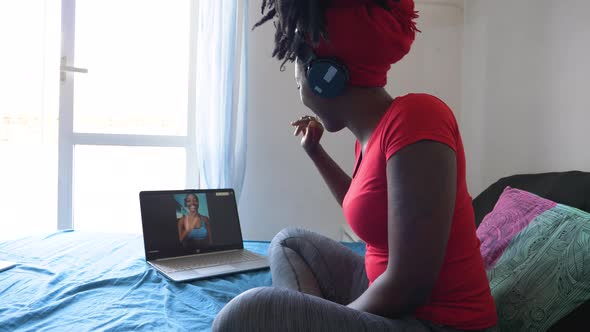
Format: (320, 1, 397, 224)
(154, 250, 263, 273)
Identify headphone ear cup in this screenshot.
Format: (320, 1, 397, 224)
(306, 59, 349, 98)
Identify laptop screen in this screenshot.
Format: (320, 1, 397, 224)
(139, 189, 244, 260)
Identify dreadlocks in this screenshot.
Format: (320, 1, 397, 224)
(253, 0, 395, 70)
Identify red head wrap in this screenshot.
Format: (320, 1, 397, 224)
(313, 0, 419, 87)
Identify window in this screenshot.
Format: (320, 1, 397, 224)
(0, 0, 199, 238)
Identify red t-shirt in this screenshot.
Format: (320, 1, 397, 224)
(342, 93, 497, 330)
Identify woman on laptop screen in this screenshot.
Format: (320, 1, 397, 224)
(176, 193, 213, 246)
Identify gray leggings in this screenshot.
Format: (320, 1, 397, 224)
(212, 227, 471, 332)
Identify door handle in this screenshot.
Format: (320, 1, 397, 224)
(60, 56, 88, 82)
(61, 65, 88, 73)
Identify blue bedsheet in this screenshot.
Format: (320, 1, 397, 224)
(0, 231, 365, 332)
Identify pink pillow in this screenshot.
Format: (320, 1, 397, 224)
(476, 187, 556, 270)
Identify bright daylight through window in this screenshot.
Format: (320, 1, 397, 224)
(0, 0, 195, 238)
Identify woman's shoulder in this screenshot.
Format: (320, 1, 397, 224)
(377, 93, 459, 156)
(386, 93, 457, 126)
(393, 93, 453, 113)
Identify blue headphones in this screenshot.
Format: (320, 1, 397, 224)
(303, 48, 350, 99)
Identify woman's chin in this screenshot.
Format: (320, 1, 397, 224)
(324, 122, 345, 133)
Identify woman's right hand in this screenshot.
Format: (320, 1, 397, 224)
(291, 115, 324, 154)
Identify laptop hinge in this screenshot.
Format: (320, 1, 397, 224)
(150, 249, 243, 263)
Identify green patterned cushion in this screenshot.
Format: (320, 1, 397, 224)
(488, 204, 590, 331)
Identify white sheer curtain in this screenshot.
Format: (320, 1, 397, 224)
(194, 0, 249, 199)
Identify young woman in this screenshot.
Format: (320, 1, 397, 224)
(213, 0, 497, 331)
(177, 193, 212, 246)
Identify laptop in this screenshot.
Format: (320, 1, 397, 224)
(139, 189, 269, 282)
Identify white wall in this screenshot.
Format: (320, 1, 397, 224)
(239, 0, 465, 240)
(388, 0, 464, 119)
(462, 0, 590, 195)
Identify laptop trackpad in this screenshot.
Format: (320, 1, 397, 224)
(196, 264, 236, 275)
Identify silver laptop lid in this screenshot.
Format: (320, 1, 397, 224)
(139, 189, 244, 261)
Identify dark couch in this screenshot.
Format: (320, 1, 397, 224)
(472, 171, 590, 331)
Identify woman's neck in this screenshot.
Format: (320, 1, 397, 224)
(345, 87, 394, 152)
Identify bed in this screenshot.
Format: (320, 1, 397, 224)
(0, 230, 365, 331)
(5, 172, 589, 331)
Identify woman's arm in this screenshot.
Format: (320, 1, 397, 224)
(293, 118, 351, 206)
(307, 144, 352, 206)
(347, 141, 457, 318)
(177, 217, 186, 241)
